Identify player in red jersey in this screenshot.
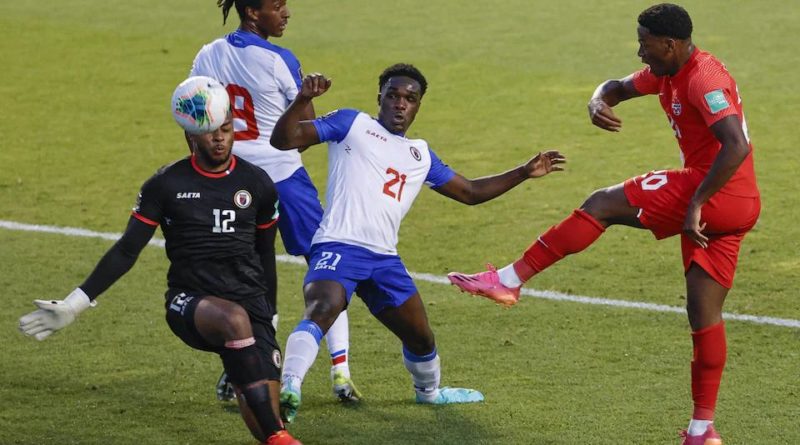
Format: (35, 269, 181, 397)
(448, 4, 758, 443)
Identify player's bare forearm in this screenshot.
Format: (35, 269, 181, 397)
(463, 166, 529, 205)
(591, 78, 635, 107)
(272, 73, 330, 150)
(271, 95, 316, 150)
(79, 217, 155, 299)
(690, 116, 752, 206)
(434, 169, 525, 205)
(295, 101, 317, 153)
(588, 76, 642, 132)
(436, 151, 565, 205)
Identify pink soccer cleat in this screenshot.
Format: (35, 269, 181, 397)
(680, 424, 722, 445)
(447, 264, 520, 307)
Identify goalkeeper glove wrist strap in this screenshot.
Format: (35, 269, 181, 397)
(65, 288, 97, 313)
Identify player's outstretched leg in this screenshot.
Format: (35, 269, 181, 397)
(280, 320, 324, 423)
(325, 310, 362, 402)
(374, 293, 484, 405)
(449, 209, 606, 305)
(403, 347, 484, 404)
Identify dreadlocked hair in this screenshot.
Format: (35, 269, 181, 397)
(217, 0, 263, 25)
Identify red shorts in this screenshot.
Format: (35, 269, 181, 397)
(623, 169, 760, 288)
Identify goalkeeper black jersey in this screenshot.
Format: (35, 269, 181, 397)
(133, 155, 279, 301)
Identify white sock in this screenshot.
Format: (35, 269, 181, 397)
(326, 310, 350, 377)
(402, 347, 441, 402)
(281, 320, 323, 384)
(687, 419, 713, 436)
(497, 264, 523, 288)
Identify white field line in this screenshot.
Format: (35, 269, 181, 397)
(2, 219, 798, 329)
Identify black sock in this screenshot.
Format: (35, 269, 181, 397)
(220, 344, 283, 436)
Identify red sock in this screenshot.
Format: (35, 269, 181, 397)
(513, 209, 605, 282)
(691, 321, 727, 420)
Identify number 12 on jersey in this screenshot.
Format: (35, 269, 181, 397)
(213, 209, 236, 233)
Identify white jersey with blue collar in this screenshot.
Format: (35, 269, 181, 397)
(190, 29, 304, 183)
(310, 109, 456, 255)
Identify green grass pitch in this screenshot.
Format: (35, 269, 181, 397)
(1, 1, 798, 444)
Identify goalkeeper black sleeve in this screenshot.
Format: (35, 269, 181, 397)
(79, 217, 156, 300)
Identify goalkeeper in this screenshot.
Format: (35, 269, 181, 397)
(18, 80, 301, 445)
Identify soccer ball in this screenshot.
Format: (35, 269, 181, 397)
(171, 76, 230, 134)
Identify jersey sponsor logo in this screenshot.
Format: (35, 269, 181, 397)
(176, 192, 201, 199)
(671, 100, 682, 116)
(234, 190, 252, 209)
(272, 349, 282, 368)
(704, 89, 730, 114)
(366, 129, 388, 142)
(409, 146, 422, 161)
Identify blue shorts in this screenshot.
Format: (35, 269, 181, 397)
(304, 242, 418, 315)
(274, 167, 324, 256)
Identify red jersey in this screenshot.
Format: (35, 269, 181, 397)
(632, 49, 758, 197)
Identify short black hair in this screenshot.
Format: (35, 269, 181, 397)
(217, 0, 262, 25)
(638, 3, 693, 40)
(378, 63, 428, 97)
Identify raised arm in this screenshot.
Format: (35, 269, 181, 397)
(19, 217, 156, 340)
(683, 115, 752, 247)
(587, 75, 644, 132)
(434, 150, 566, 205)
(295, 100, 317, 153)
(271, 73, 332, 150)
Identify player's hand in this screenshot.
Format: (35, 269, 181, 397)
(588, 98, 622, 132)
(298, 73, 332, 100)
(19, 288, 95, 341)
(524, 150, 566, 178)
(682, 201, 708, 248)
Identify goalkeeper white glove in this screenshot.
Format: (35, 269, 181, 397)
(19, 288, 96, 341)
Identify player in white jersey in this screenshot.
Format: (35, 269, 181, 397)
(270, 64, 566, 423)
(189, 0, 359, 403)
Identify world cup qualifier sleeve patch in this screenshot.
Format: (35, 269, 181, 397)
(704, 89, 730, 114)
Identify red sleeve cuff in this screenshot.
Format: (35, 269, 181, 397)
(131, 211, 159, 227)
(256, 218, 279, 230)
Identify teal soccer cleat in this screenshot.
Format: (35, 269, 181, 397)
(279, 377, 302, 423)
(416, 387, 484, 404)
